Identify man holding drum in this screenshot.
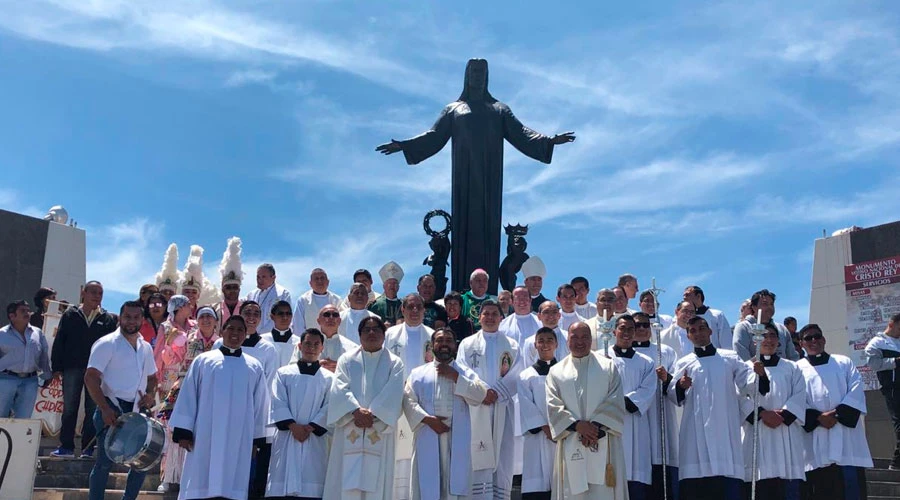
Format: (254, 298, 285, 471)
(84, 300, 158, 500)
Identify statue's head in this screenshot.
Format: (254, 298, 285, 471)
(460, 58, 495, 102)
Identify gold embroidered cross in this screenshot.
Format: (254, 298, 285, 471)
(368, 430, 381, 445)
(348, 429, 360, 443)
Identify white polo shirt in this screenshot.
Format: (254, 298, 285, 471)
(87, 330, 156, 404)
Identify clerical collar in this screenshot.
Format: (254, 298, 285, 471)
(298, 360, 320, 375)
(533, 358, 557, 376)
(270, 328, 292, 342)
(515, 313, 532, 319)
(312, 291, 329, 297)
(761, 354, 780, 367)
(613, 346, 635, 358)
(219, 346, 242, 357)
(695, 305, 709, 315)
(808, 352, 830, 366)
(243, 333, 262, 348)
(482, 330, 500, 337)
(633, 340, 651, 348)
(694, 344, 716, 357)
(470, 293, 487, 300)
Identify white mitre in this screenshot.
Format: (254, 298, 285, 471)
(219, 236, 244, 287)
(155, 243, 182, 292)
(521, 255, 546, 279)
(379, 260, 404, 283)
(183, 245, 221, 304)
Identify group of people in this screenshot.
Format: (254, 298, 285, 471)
(0, 237, 884, 500)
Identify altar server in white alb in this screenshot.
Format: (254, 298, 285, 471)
(293, 305, 358, 373)
(340, 283, 381, 344)
(681, 286, 730, 350)
(517, 327, 560, 499)
(556, 284, 586, 333)
(658, 301, 696, 359)
(637, 291, 672, 331)
(171, 315, 269, 500)
(404, 328, 491, 500)
(604, 315, 657, 500)
(246, 263, 292, 334)
(261, 300, 301, 367)
(499, 286, 541, 346)
(864, 312, 900, 469)
(586, 288, 617, 350)
(456, 300, 525, 499)
(521, 302, 569, 368)
(796, 324, 873, 500)
(739, 324, 806, 499)
(630, 312, 679, 500)
(385, 293, 436, 500)
(267, 328, 333, 499)
(570, 277, 597, 320)
(667, 316, 754, 500)
(293, 268, 342, 332)
(546, 322, 628, 499)
(324, 316, 405, 500)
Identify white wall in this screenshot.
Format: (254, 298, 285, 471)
(808, 233, 852, 356)
(41, 222, 86, 305)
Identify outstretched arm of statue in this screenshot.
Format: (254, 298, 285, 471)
(375, 140, 403, 155)
(551, 131, 576, 145)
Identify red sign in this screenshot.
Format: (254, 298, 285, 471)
(844, 256, 900, 291)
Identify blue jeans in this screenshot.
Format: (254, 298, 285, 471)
(88, 398, 147, 500)
(60, 367, 97, 450)
(0, 373, 39, 418)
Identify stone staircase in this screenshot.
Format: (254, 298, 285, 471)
(870, 459, 900, 500)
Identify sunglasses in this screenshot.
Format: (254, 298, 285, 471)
(802, 333, 824, 342)
(321, 312, 340, 318)
(635, 322, 651, 328)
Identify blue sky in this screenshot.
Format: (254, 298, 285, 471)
(1, 1, 898, 325)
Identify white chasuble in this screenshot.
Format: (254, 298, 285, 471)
(666, 348, 751, 481)
(266, 363, 333, 498)
(606, 347, 657, 485)
(546, 353, 628, 499)
(170, 350, 269, 500)
(797, 354, 873, 471)
(324, 347, 405, 500)
(633, 342, 680, 467)
(404, 360, 490, 500)
(456, 330, 524, 498)
(739, 356, 806, 481)
(517, 364, 556, 494)
(385, 322, 435, 499)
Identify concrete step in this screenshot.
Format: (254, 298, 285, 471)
(38, 456, 160, 475)
(869, 480, 900, 497)
(32, 489, 177, 500)
(867, 467, 900, 482)
(34, 472, 162, 490)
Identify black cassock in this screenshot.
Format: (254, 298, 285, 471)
(399, 98, 554, 294)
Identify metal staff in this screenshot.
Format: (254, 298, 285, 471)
(649, 278, 668, 499)
(599, 309, 614, 358)
(750, 320, 767, 500)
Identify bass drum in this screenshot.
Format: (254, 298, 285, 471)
(104, 412, 166, 471)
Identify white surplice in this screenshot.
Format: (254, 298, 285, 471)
(404, 360, 490, 500)
(698, 307, 730, 351)
(797, 353, 874, 471)
(559, 311, 586, 333)
(499, 313, 541, 346)
(261, 329, 302, 367)
(659, 324, 691, 359)
(455, 330, 524, 499)
(575, 302, 597, 320)
(517, 362, 556, 494)
(246, 283, 293, 334)
(520, 330, 569, 369)
(739, 356, 806, 481)
(667, 346, 751, 481)
(633, 342, 679, 467)
(340, 308, 381, 345)
(546, 352, 628, 499)
(170, 349, 269, 500)
(266, 362, 333, 498)
(293, 289, 342, 332)
(301, 332, 359, 366)
(324, 347, 405, 500)
(606, 346, 657, 485)
(385, 322, 436, 500)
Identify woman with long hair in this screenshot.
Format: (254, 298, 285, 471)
(140, 293, 168, 345)
(30, 287, 57, 329)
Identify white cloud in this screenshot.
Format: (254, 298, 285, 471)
(85, 218, 164, 295)
(224, 69, 276, 88)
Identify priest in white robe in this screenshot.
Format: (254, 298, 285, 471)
(267, 328, 333, 499)
(499, 287, 542, 346)
(456, 300, 525, 499)
(638, 291, 673, 331)
(796, 324, 873, 500)
(546, 322, 628, 499)
(291, 304, 359, 372)
(404, 328, 491, 500)
(571, 277, 597, 320)
(517, 327, 560, 499)
(261, 300, 302, 367)
(586, 289, 617, 350)
(340, 283, 381, 344)
(604, 315, 657, 500)
(666, 316, 752, 500)
(739, 325, 805, 499)
(293, 268, 342, 332)
(631, 312, 679, 500)
(385, 293, 436, 500)
(246, 263, 293, 334)
(557, 284, 586, 333)
(521, 307, 569, 368)
(171, 315, 269, 500)
(682, 286, 730, 350)
(324, 316, 406, 500)
(658, 301, 696, 359)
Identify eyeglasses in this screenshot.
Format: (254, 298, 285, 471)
(802, 333, 824, 342)
(321, 312, 340, 319)
(635, 322, 651, 328)
(149, 302, 165, 308)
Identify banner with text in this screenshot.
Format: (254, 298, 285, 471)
(845, 256, 900, 391)
(30, 301, 67, 436)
